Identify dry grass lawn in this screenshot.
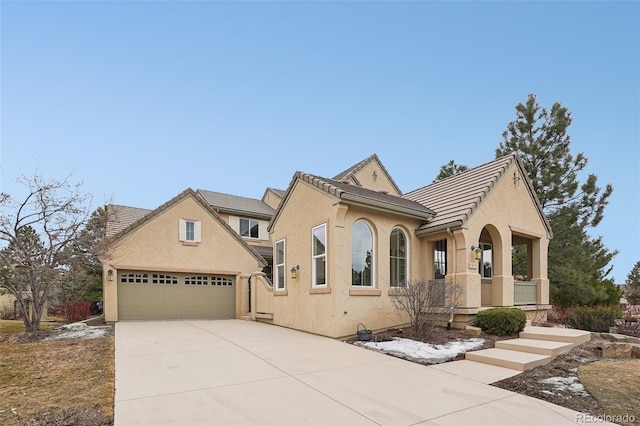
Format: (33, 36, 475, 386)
(579, 359, 640, 426)
(0, 334, 114, 425)
(0, 320, 60, 335)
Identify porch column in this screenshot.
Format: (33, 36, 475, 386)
(492, 233, 514, 306)
(237, 273, 251, 318)
(447, 229, 481, 308)
(531, 238, 549, 304)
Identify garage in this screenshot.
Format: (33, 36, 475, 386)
(117, 271, 236, 320)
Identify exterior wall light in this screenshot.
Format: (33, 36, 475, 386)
(107, 269, 114, 281)
(290, 265, 299, 279)
(471, 246, 483, 261)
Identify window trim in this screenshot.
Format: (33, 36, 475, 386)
(311, 223, 327, 288)
(389, 227, 408, 288)
(351, 220, 375, 288)
(274, 239, 286, 291)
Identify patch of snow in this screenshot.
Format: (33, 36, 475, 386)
(357, 337, 486, 364)
(539, 376, 589, 396)
(45, 322, 111, 341)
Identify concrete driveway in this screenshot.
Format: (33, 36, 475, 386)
(115, 320, 584, 425)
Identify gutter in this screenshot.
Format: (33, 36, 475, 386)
(213, 207, 274, 221)
(340, 194, 435, 221)
(414, 220, 464, 237)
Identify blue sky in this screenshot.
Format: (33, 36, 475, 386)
(1, 1, 638, 282)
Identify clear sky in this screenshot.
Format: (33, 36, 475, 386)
(1, 1, 638, 282)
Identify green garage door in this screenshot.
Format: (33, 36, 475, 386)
(117, 271, 236, 320)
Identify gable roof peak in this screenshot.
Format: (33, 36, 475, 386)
(404, 153, 550, 238)
(332, 153, 402, 195)
(102, 188, 267, 266)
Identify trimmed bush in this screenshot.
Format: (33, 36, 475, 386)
(565, 305, 622, 332)
(474, 308, 527, 336)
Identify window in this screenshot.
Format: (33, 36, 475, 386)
(152, 274, 178, 285)
(312, 224, 327, 287)
(240, 218, 259, 238)
(352, 220, 374, 287)
(434, 239, 447, 279)
(179, 219, 201, 243)
(390, 228, 408, 287)
(275, 239, 285, 291)
(185, 221, 195, 241)
(479, 243, 493, 278)
(120, 273, 149, 284)
(185, 276, 208, 285)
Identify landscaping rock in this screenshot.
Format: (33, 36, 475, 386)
(600, 342, 632, 358)
(463, 325, 482, 337)
(631, 343, 640, 359)
(594, 332, 640, 344)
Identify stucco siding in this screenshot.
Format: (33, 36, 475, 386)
(103, 195, 263, 322)
(352, 162, 401, 196)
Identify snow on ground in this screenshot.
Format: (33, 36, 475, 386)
(357, 337, 486, 364)
(45, 322, 112, 341)
(539, 376, 590, 396)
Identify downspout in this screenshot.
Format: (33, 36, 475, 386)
(447, 226, 455, 330)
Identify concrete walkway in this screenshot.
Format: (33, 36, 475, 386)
(115, 320, 588, 425)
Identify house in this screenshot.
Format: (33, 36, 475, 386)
(100, 153, 551, 338)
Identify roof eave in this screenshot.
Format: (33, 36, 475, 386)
(212, 207, 273, 220)
(415, 220, 464, 237)
(340, 193, 435, 221)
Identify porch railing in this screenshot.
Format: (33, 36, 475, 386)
(514, 281, 537, 305)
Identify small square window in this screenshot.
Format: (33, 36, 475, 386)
(179, 219, 201, 243)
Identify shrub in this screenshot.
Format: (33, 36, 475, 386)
(474, 308, 527, 336)
(54, 300, 94, 323)
(565, 305, 622, 332)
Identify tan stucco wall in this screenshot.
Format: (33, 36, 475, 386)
(351, 161, 401, 196)
(264, 162, 550, 338)
(448, 162, 550, 308)
(262, 191, 282, 210)
(102, 195, 264, 322)
(266, 180, 419, 338)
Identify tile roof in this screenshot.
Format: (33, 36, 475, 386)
(403, 153, 551, 236)
(250, 245, 273, 258)
(197, 189, 275, 219)
(106, 205, 151, 238)
(263, 187, 286, 199)
(101, 189, 267, 266)
(332, 153, 403, 195)
(268, 172, 434, 231)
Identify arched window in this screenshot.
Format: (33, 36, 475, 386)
(390, 228, 408, 287)
(352, 220, 374, 287)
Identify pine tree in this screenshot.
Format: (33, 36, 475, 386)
(497, 94, 617, 306)
(625, 261, 640, 303)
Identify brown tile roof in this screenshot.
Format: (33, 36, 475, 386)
(197, 189, 275, 219)
(268, 171, 434, 231)
(106, 205, 151, 238)
(404, 154, 551, 237)
(263, 187, 286, 199)
(250, 245, 273, 258)
(101, 189, 267, 266)
(333, 153, 403, 195)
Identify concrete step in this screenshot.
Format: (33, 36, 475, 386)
(495, 338, 574, 358)
(465, 348, 551, 371)
(519, 326, 591, 347)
